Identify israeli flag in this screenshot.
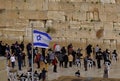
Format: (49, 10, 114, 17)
(33, 30, 52, 48)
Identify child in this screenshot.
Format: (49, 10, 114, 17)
(41, 68, 47, 81)
(75, 70, 80, 77)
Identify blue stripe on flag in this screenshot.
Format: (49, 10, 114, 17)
(33, 30, 52, 40)
(33, 43, 48, 47)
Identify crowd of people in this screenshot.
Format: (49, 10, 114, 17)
(0, 41, 119, 80)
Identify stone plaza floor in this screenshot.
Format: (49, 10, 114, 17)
(7, 59, 120, 81)
(46, 60, 120, 81)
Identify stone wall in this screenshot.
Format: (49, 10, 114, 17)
(0, 0, 120, 52)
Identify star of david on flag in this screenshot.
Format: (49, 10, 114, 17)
(33, 30, 52, 48)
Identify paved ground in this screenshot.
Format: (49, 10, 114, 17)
(46, 60, 120, 81)
(7, 59, 120, 81)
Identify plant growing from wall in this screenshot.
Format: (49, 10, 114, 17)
(0, 9, 5, 14)
(24, 0, 26, 2)
(90, 19, 94, 22)
(79, 27, 82, 30)
(96, 28, 104, 39)
(46, 27, 56, 34)
(89, 29, 91, 31)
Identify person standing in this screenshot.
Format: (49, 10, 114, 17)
(112, 50, 118, 62)
(58, 53, 64, 67)
(41, 68, 47, 81)
(84, 56, 88, 71)
(21, 51, 26, 66)
(61, 46, 66, 55)
(94, 44, 99, 59)
(63, 54, 68, 68)
(48, 49, 54, 65)
(96, 48, 103, 69)
(86, 44, 92, 57)
(34, 53, 41, 68)
(52, 56, 58, 72)
(68, 54, 73, 67)
(28, 50, 32, 67)
(17, 47, 22, 70)
(19, 41, 24, 51)
(54, 43, 61, 56)
(67, 43, 73, 54)
(6, 52, 11, 67)
(42, 48, 46, 60)
(10, 54, 15, 68)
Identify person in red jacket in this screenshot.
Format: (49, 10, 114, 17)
(52, 56, 58, 72)
(34, 53, 41, 68)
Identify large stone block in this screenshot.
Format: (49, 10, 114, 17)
(100, 0, 116, 4)
(116, 0, 120, 4)
(47, 11, 65, 22)
(104, 22, 113, 30)
(5, 11, 18, 19)
(49, 0, 60, 2)
(5, 0, 45, 10)
(79, 3, 89, 12)
(0, 0, 5, 9)
(99, 12, 107, 22)
(59, 2, 75, 11)
(86, 0, 100, 3)
(106, 12, 118, 22)
(48, 2, 60, 10)
(104, 4, 120, 13)
(117, 13, 120, 22)
(19, 11, 47, 19)
(4, 0, 13, 9)
(70, 0, 83, 2)
(72, 12, 86, 21)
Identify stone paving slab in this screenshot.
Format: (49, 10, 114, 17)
(52, 76, 120, 81)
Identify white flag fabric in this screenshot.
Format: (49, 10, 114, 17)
(33, 30, 52, 48)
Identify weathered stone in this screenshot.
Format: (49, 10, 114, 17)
(0, 0, 120, 54)
(48, 2, 60, 10)
(47, 11, 65, 22)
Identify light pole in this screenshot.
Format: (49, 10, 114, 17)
(31, 23, 34, 81)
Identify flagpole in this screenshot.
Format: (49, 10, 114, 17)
(31, 23, 34, 81)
